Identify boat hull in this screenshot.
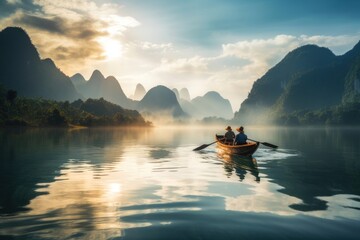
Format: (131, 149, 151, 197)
(215, 134, 259, 156)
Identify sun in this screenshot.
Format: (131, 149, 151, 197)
(98, 37, 123, 60)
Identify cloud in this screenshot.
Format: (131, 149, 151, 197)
(6, 0, 22, 5)
(124, 42, 173, 63)
(133, 34, 360, 112)
(222, 35, 299, 76)
(298, 34, 360, 54)
(102, 41, 175, 79)
(221, 34, 360, 81)
(155, 56, 209, 74)
(13, 13, 67, 34)
(0, 0, 139, 73)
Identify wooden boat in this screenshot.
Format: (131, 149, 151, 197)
(215, 134, 260, 156)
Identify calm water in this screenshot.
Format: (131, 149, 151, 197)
(0, 126, 360, 240)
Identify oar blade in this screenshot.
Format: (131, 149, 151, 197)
(261, 142, 278, 149)
(193, 139, 221, 151)
(193, 144, 210, 151)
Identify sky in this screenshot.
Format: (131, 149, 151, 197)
(1, 0, 360, 111)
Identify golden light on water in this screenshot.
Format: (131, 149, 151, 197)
(108, 183, 122, 194)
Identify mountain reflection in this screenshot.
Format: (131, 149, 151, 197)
(256, 127, 360, 212)
(0, 127, 147, 215)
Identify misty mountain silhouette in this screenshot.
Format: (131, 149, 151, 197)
(138, 85, 187, 118)
(181, 91, 233, 119)
(132, 83, 146, 100)
(234, 42, 360, 125)
(171, 88, 233, 120)
(172, 88, 180, 101)
(71, 73, 86, 86)
(172, 87, 191, 101)
(179, 88, 191, 101)
(0, 27, 81, 101)
(71, 70, 136, 109)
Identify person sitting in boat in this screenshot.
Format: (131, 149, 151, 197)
(235, 126, 247, 145)
(224, 126, 235, 144)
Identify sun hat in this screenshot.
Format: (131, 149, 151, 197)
(236, 126, 244, 132)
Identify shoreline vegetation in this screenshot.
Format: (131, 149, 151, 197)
(0, 87, 152, 128)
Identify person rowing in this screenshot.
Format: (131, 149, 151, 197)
(234, 126, 247, 145)
(224, 126, 235, 145)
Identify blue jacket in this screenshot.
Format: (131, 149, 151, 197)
(235, 133, 247, 145)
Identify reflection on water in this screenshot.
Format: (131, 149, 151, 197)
(256, 127, 360, 213)
(216, 149, 260, 182)
(0, 127, 360, 239)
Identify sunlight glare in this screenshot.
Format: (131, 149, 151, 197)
(109, 183, 122, 194)
(98, 37, 123, 60)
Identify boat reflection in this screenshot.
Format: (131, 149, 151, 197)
(217, 148, 260, 182)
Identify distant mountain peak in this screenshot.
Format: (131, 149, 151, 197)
(134, 83, 146, 100)
(136, 83, 145, 88)
(1, 26, 32, 45)
(71, 73, 85, 79)
(147, 85, 174, 97)
(139, 85, 186, 117)
(185, 90, 233, 119)
(71, 73, 86, 86)
(42, 58, 56, 67)
(203, 91, 222, 99)
(180, 88, 190, 101)
(105, 75, 117, 82)
(0, 26, 40, 63)
(89, 69, 105, 82)
(283, 44, 335, 63)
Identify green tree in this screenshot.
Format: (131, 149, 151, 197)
(47, 108, 67, 126)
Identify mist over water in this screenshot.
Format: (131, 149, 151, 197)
(0, 126, 359, 239)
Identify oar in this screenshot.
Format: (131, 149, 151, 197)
(193, 141, 217, 151)
(193, 137, 225, 151)
(248, 138, 278, 149)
